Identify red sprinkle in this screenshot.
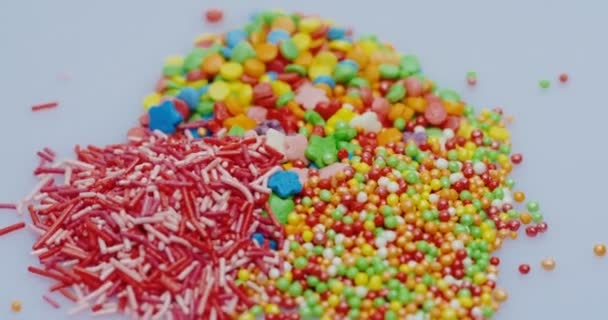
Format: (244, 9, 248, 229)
(0, 222, 26, 237)
(31, 102, 59, 112)
(559, 73, 569, 83)
(205, 9, 224, 23)
(518, 264, 531, 275)
(0, 203, 17, 210)
(43, 294, 61, 309)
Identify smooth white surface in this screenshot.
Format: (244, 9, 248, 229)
(0, 0, 605, 319)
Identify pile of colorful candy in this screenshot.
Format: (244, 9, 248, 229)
(2, 8, 552, 320)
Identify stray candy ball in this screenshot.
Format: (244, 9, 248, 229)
(205, 8, 223, 23)
(11, 300, 22, 313)
(559, 73, 569, 83)
(466, 71, 477, 86)
(493, 288, 508, 303)
(518, 264, 531, 275)
(594, 243, 607, 257)
(538, 79, 551, 89)
(541, 258, 556, 271)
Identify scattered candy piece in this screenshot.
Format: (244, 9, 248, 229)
(0, 222, 25, 237)
(467, 71, 477, 86)
(594, 243, 607, 257)
(538, 79, 551, 89)
(31, 101, 58, 112)
(10, 300, 22, 313)
(493, 289, 508, 303)
(0, 203, 17, 210)
(541, 258, 556, 271)
(204, 8, 224, 23)
(519, 264, 531, 275)
(559, 73, 569, 83)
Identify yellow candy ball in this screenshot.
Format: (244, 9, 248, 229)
(264, 304, 280, 314)
(473, 272, 487, 285)
(361, 244, 374, 256)
(386, 194, 399, 206)
(287, 212, 300, 226)
(302, 230, 314, 243)
(368, 275, 383, 291)
(237, 269, 250, 281)
(389, 301, 402, 312)
(331, 281, 344, 294)
(459, 296, 473, 308)
(327, 294, 340, 307)
(363, 220, 375, 231)
(442, 308, 457, 320)
(354, 273, 369, 286)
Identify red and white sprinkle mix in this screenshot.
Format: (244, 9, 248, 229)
(21, 132, 283, 318)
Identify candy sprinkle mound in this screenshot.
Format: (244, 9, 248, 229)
(10, 9, 547, 320)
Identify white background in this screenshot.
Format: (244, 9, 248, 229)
(0, 0, 605, 319)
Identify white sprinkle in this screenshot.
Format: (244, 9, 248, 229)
(99, 265, 116, 281)
(177, 261, 199, 281)
(80, 281, 113, 303)
(111, 258, 143, 282)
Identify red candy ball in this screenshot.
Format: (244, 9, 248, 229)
(518, 264, 531, 275)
